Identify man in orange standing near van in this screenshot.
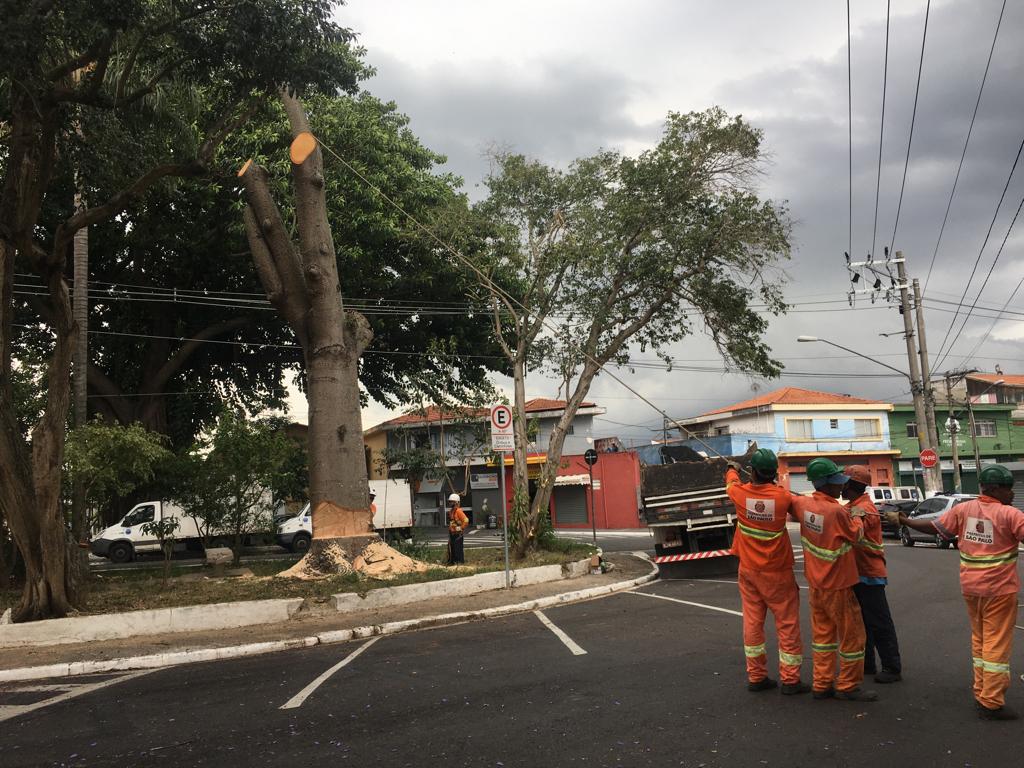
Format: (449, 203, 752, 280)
(725, 448, 810, 695)
(889, 464, 1024, 720)
(792, 458, 877, 702)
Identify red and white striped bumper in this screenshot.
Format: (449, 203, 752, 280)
(653, 549, 734, 563)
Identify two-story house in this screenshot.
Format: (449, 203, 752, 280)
(674, 386, 898, 492)
(364, 398, 642, 529)
(888, 402, 1024, 493)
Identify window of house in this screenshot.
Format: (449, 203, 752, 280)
(829, 418, 839, 429)
(566, 424, 575, 435)
(854, 418, 880, 439)
(973, 420, 997, 438)
(715, 426, 730, 436)
(906, 422, 918, 438)
(786, 419, 813, 440)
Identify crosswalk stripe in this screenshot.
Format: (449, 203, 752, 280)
(280, 637, 380, 710)
(534, 610, 587, 656)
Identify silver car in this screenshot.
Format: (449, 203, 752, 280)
(899, 494, 977, 548)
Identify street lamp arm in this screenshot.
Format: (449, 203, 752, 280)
(810, 338, 912, 379)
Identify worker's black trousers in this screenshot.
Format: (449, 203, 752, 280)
(853, 582, 902, 674)
(447, 533, 465, 565)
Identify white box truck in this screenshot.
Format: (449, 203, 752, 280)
(275, 478, 414, 553)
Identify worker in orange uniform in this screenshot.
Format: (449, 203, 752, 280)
(792, 458, 877, 702)
(446, 493, 469, 565)
(842, 465, 901, 684)
(888, 464, 1024, 720)
(725, 448, 810, 695)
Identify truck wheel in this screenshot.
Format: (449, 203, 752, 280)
(291, 532, 311, 554)
(109, 541, 134, 563)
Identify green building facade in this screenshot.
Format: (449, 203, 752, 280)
(888, 403, 1024, 493)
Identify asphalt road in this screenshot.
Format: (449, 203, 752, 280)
(5, 533, 1024, 767)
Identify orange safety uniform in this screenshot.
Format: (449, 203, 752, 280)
(792, 491, 866, 693)
(848, 494, 886, 579)
(725, 468, 803, 685)
(933, 496, 1024, 710)
(448, 507, 469, 534)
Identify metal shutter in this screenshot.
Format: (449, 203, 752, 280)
(1013, 474, 1024, 512)
(554, 486, 588, 524)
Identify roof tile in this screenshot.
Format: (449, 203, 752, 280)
(699, 386, 885, 417)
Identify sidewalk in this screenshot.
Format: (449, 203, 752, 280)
(0, 552, 653, 679)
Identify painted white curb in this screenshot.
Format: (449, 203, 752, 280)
(0, 598, 304, 649)
(0, 556, 656, 682)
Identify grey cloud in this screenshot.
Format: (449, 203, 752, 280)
(350, 0, 1024, 442)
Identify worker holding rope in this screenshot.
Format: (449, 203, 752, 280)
(887, 465, 1024, 720)
(725, 449, 810, 696)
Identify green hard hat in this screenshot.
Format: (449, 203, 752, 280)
(979, 464, 1014, 487)
(806, 457, 845, 483)
(750, 448, 779, 473)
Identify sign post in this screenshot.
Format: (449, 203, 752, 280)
(584, 448, 599, 545)
(491, 405, 514, 588)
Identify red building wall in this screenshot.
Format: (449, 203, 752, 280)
(552, 451, 642, 529)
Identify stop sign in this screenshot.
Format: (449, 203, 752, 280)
(919, 448, 938, 468)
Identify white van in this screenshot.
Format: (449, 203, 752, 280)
(275, 478, 413, 553)
(90, 501, 205, 563)
(90, 496, 279, 563)
(869, 485, 921, 504)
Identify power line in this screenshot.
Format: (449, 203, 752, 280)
(938, 191, 1024, 368)
(889, 0, 931, 253)
(923, 0, 1007, 291)
(846, 0, 854, 260)
(932, 133, 1024, 366)
(869, 0, 891, 261)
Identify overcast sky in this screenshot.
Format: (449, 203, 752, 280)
(290, 0, 1024, 445)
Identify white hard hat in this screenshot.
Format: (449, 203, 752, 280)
(448, 493, 461, 504)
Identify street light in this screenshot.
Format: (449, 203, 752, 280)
(796, 336, 910, 379)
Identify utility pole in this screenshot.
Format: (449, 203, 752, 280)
(945, 376, 962, 493)
(894, 254, 940, 494)
(912, 278, 941, 466)
(965, 398, 983, 478)
(942, 368, 979, 493)
(846, 250, 940, 494)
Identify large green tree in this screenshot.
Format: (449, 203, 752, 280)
(478, 109, 791, 554)
(0, 0, 359, 621)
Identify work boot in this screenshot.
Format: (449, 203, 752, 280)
(874, 671, 902, 684)
(747, 678, 778, 692)
(836, 688, 879, 702)
(978, 705, 1019, 721)
(781, 681, 812, 696)
(812, 687, 835, 700)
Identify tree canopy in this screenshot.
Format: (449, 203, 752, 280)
(476, 108, 791, 552)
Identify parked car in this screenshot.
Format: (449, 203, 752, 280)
(899, 494, 977, 548)
(877, 500, 920, 537)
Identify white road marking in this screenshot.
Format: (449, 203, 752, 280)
(280, 637, 380, 710)
(534, 610, 587, 656)
(0, 670, 154, 724)
(627, 590, 743, 617)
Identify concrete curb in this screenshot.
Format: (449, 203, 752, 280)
(0, 555, 656, 682)
(0, 598, 305, 649)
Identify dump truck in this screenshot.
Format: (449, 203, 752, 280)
(642, 447, 753, 576)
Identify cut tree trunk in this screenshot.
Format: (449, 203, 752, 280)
(239, 93, 421, 579)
